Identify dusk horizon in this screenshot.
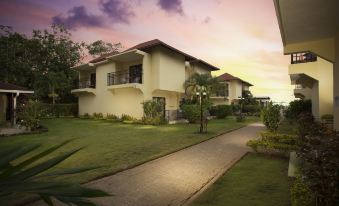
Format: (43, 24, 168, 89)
(0, 0, 294, 103)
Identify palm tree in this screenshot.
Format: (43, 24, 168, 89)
(184, 73, 220, 99)
(0, 140, 110, 206)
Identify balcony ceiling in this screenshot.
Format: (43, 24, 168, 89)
(290, 73, 317, 88)
(275, 0, 339, 44)
(108, 50, 144, 62)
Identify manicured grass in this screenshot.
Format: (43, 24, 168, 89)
(0, 116, 259, 184)
(191, 153, 290, 206)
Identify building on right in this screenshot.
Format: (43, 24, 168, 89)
(273, 0, 339, 130)
(288, 52, 333, 120)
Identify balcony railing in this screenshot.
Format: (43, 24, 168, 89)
(78, 80, 95, 89)
(291, 52, 317, 64)
(213, 90, 229, 97)
(107, 70, 142, 86)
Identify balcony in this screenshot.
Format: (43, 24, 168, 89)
(210, 90, 229, 99)
(71, 80, 96, 95)
(291, 52, 317, 64)
(107, 69, 143, 92)
(293, 84, 312, 99)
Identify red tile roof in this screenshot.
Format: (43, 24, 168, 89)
(217, 73, 253, 86)
(0, 82, 29, 91)
(125, 39, 196, 61)
(86, 39, 219, 71)
(88, 51, 120, 63)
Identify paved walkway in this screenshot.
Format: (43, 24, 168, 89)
(86, 123, 264, 206)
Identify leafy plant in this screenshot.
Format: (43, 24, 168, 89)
(296, 116, 339, 206)
(247, 131, 298, 155)
(261, 102, 281, 132)
(291, 173, 315, 206)
(210, 105, 232, 119)
(0, 140, 110, 205)
(17, 100, 45, 131)
(121, 114, 136, 122)
(93, 113, 103, 119)
(181, 104, 200, 123)
(141, 100, 164, 125)
(285, 100, 312, 120)
(106, 113, 119, 121)
(81, 113, 91, 119)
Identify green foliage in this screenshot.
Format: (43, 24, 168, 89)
(321, 114, 334, 121)
(261, 102, 281, 132)
(210, 105, 232, 119)
(181, 104, 200, 123)
(86, 40, 121, 57)
(285, 100, 312, 120)
(17, 100, 44, 130)
(184, 73, 219, 99)
(236, 115, 245, 122)
(247, 131, 298, 155)
(81, 113, 91, 119)
(291, 174, 315, 206)
(141, 100, 165, 125)
(242, 105, 261, 115)
(41, 103, 78, 118)
(106, 113, 119, 121)
(93, 113, 103, 119)
(121, 114, 136, 122)
(0, 140, 109, 205)
(296, 116, 339, 205)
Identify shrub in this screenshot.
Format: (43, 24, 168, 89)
(210, 105, 232, 119)
(121, 114, 135, 122)
(93, 112, 103, 119)
(261, 103, 280, 132)
(285, 100, 312, 120)
(291, 174, 315, 206)
(296, 117, 339, 205)
(106, 113, 119, 121)
(82, 113, 91, 119)
(41, 103, 78, 118)
(17, 100, 44, 130)
(142, 100, 165, 125)
(181, 104, 200, 123)
(242, 104, 261, 115)
(247, 131, 298, 155)
(236, 114, 245, 122)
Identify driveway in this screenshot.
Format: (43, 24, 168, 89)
(86, 122, 264, 206)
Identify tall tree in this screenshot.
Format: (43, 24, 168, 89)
(184, 73, 219, 99)
(86, 40, 122, 57)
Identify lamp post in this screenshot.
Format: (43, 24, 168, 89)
(197, 90, 207, 133)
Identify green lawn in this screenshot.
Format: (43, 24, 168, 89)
(0, 116, 259, 184)
(191, 153, 290, 206)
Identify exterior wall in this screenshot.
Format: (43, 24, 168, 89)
(288, 57, 333, 119)
(152, 90, 181, 111)
(79, 61, 144, 119)
(0, 94, 7, 124)
(334, 33, 339, 130)
(211, 98, 230, 105)
(151, 47, 186, 93)
(229, 80, 243, 101)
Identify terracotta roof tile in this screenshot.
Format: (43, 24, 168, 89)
(217, 73, 253, 86)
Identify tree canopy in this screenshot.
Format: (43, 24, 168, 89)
(0, 24, 120, 103)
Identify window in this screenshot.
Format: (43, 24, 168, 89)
(129, 64, 142, 83)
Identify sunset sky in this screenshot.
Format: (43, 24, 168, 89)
(0, 0, 295, 103)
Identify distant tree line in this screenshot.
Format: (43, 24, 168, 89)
(0, 24, 121, 103)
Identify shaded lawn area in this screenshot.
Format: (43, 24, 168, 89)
(277, 119, 298, 135)
(0, 116, 259, 184)
(191, 153, 290, 206)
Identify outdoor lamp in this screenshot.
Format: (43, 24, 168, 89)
(202, 92, 207, 96)
(196, 92, 200, 96)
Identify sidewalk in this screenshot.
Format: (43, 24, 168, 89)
(87, 123, 264, 206)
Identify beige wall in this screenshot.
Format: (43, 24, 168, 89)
(75, 47, 203, 119)
(151, 46, 186, 93)
(288, 57, 333, 119)
(0, 94, 7, 124)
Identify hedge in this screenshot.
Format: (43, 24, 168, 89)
(41, 103, 78, 118)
